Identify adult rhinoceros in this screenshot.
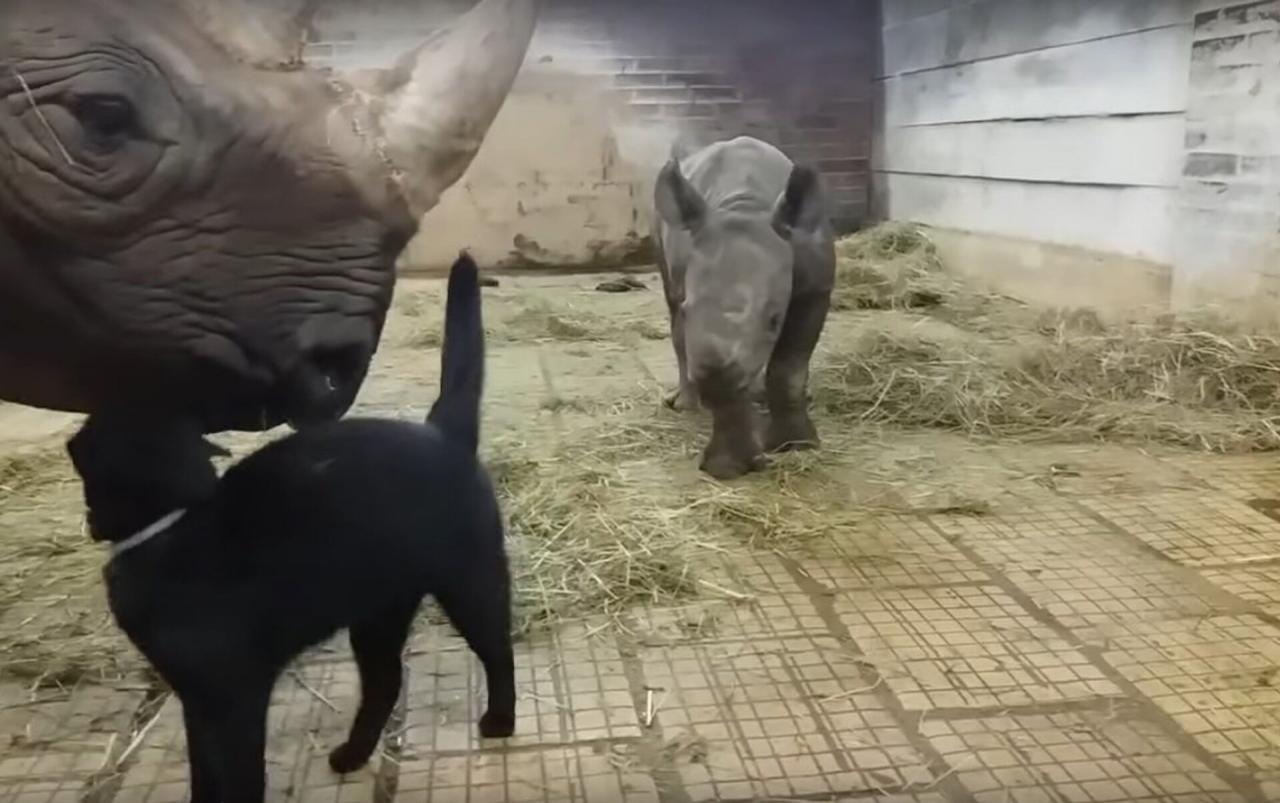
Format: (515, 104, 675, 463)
(0, 0, 537, 431)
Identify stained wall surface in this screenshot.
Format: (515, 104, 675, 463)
(1174, 1, 1280, 307)
(306, 0, 878, 271)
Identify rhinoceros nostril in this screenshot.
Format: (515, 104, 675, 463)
(307, 342, 367, 394)
(277, 314, 378, 428)
(690, 360, 748, 407)
(278, 339, 373, 430)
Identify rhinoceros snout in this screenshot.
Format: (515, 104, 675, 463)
(277, 317, 377, 429)
(690, 361, 748, 408)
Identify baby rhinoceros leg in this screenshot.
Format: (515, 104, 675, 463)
(701, 399, 766, 480)
(765, 293, 829, 453)
(665, 382, 700, 413)
(664, 305, 701, 412)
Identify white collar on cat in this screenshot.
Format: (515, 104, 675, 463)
(109, 509, 187, 559)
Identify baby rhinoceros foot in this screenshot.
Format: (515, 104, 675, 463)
(700, 444, 766, 480)
(480, 710, 516, 739)
(664, 385, 699, 412)
(766, 411, 820, 454)
(701, 401, 764, 479)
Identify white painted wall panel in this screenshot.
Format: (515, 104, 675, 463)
(883, 25, 1192, 126)
(883, 173, 1177, 262)
(879, 116, 1186, 187)
(882, 0, 949, 28)
(876, 0, 1204, 302)
(882, 10, 949, 76)
(883, 0, 1194, 76)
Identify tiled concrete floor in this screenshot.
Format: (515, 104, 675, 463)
(6, 462, 1280, 802)
(3, 277, 1280, 801)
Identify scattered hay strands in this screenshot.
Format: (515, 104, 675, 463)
(821, 224, 1280, 453)
(492, 440, 728, 638)
(0, 443, 74, 496)
(393, 286, 666, 349)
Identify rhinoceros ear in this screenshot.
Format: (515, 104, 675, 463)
(772, 164, 827, 240)
(655, 159, 707, 232)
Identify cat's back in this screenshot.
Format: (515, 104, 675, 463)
(217, 416, 492, 544)
(228, 417, 466, 479)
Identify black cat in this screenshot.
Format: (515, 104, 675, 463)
(67, 255, 514, 803)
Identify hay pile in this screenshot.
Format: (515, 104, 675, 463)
(0, 604, 138, 688)
(0, 444, 72, 494)
(0, 446, 143, 688)
(490, 421, 732, 637)
(832, 223, 948, 312)
(708, 462, 860, 549)
(819, 224, 1280, 451)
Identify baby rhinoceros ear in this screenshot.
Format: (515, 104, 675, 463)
(772, 164, 827, 240)
(654, 159, 708, 232)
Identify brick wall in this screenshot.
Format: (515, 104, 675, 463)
(305, 0, 875, 270)
(572, 0, 877, 230)
(1175, 1, 1280, 305)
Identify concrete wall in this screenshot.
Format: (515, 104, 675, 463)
(307, 0, 876, 272)
(876, 0, 1196, 311)
(1173, 1, 1280, 308)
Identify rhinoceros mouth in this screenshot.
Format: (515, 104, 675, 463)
(276, 338, 371, 431)
(166, 315, 376, 433)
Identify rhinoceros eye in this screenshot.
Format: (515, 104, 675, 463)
(71, 94, 137, 149)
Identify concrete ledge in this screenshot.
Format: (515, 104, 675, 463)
(924, 226, 1173, 318)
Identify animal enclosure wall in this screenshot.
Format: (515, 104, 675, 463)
(1175, 1, 1280, 307)
(305, 0, 877, 272)
(875, 0, 1195, 311)
(877, 0, 1280, 312)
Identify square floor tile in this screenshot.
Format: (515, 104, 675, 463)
(922, 709, 1244, 802)
(836, 586, 1118, 711)
(401, 625, 640, 758)
(1101, 615, 1280, 772)
(638, 635, 932, 799)
(394, 745, 656, 803)
(1200, 565, 1280, 617)
(1083, 493, 1280, 568)
(786, 516, 988, 590)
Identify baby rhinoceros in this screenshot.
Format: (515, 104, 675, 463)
(653, 136, 835, 479)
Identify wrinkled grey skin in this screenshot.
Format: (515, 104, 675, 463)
(0, 0, 534, 432)
(653, 136, 835, 480)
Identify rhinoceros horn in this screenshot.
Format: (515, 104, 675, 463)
(364, 0, 539, 219)
(186, 0, 540, 219)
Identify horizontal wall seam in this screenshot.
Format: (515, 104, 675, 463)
(887, 111, 1187, 129)
(874, 168, 1179, 190)
(877, 22, 1191, 80)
